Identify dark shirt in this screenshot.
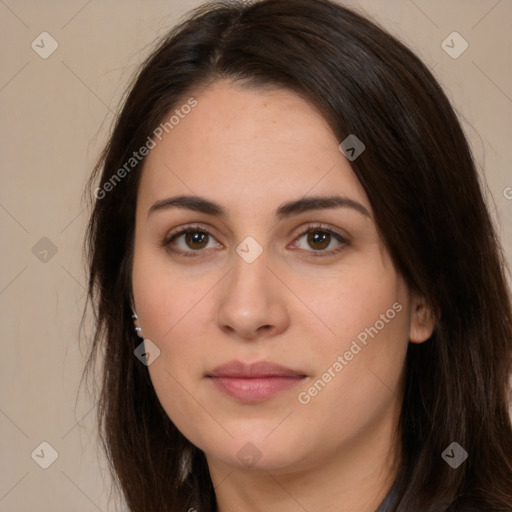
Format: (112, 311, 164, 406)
(374, 481, 399, 512)
(374, 480, 493, 512)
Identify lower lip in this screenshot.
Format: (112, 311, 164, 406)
(209, 376, 305, 402)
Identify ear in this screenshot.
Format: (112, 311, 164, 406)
(409, 293, 436, 344)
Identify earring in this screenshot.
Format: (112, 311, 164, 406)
(132, 311, 144, 338)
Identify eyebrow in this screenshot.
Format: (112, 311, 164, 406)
(147, 194, 371, 219)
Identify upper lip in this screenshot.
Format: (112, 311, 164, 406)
(208, 360, 306, 378)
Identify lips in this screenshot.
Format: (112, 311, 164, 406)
(207, 360, 307, 403)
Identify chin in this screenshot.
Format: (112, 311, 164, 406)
(200, 431, 312, 474)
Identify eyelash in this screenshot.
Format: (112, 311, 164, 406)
(161, 223, 349, 258)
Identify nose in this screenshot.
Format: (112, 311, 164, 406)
(216, 250, 290, 341)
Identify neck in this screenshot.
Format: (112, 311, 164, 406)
(207, 404, 402, 512)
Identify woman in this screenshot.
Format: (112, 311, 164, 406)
(83, 0, 512, 510)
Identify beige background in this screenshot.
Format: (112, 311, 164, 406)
(1, 0, 511, 510)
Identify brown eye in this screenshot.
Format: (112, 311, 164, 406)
(293, 224, 349, 257)
(163, 226, 221, 257)
(306, 231, 331, 251)
(184, 231, 210, 250)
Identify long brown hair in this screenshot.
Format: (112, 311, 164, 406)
(82, 0, 512, 510)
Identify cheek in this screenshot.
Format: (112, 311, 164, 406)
(140, 298, 214, 442)
(131, 241, 220, 343)
(294, 302, 408, 450)
(295, 263, 409, 415)
(134, 279, 213, 386)
(131, 247, 214, 419)
(297, 257, 407, 350)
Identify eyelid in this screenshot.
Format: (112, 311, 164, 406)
(163, 223, 215, 242)
(290, 222, 348, 241)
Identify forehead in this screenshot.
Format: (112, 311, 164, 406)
(137, 80, 370, 217)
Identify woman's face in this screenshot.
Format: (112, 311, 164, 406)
(131, 80, 433, 476)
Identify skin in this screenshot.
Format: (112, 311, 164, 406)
(131, 80, 435, 512)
